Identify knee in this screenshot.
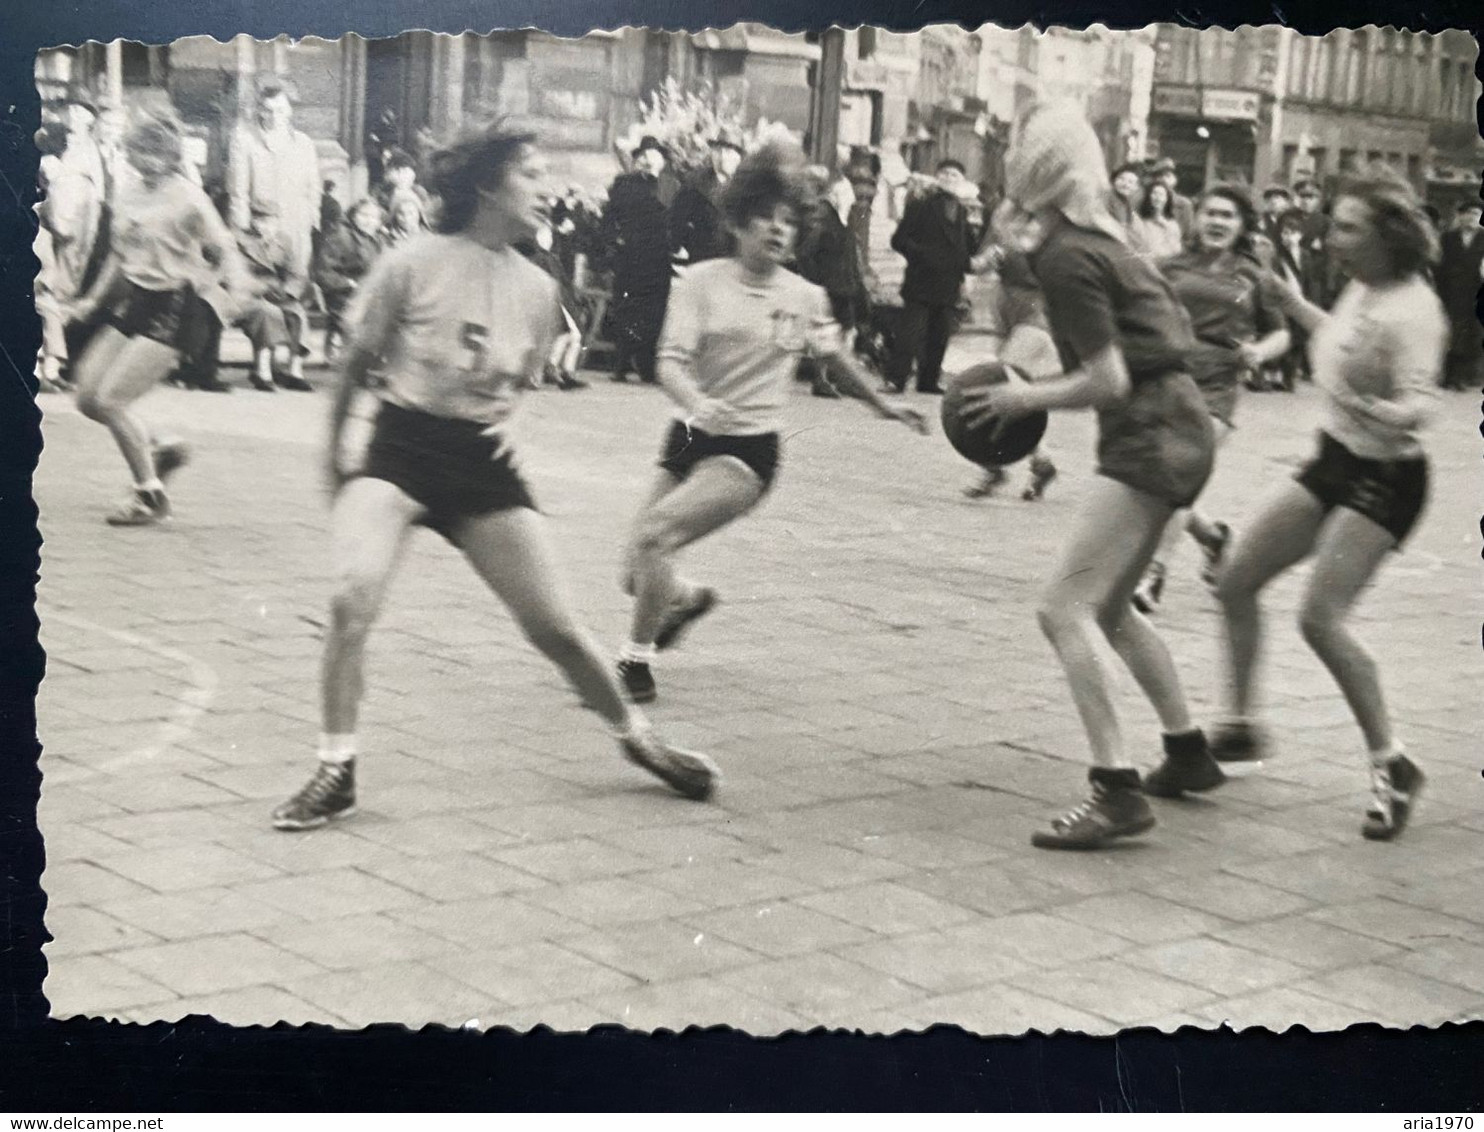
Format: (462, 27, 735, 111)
(75, 387, 111, 421)
(1297, 601, 1342, 651)
(328, 578, 382, 641)
(633, 516, 680, 561)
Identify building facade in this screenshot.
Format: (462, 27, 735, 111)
(1149, 25, 1481, 203)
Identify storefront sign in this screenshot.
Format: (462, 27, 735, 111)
(1151, 86, 1201, 117)
(1201, 88, 1260, 121)
(1152, 85, 1259, 121)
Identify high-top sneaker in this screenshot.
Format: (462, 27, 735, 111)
(617, 658, 657, 704)
(105, 486, 170, 527)
(1022, 455, 1058, 501)
(619, 731, 720, 801)
(1032, 767, 1156, 850)
(1143, 729, 1226, 798)
(272, 759, 357, 831)
(1362, 751, 1425, 842)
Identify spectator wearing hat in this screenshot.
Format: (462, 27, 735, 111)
(1437, 200, 1484, 390)
(670, 132, 743, 264)
(885, 158, 993, 395)
(602, 135, 675, 384)
(1150, 158, 1195, 238)
(1259, 185, 1294, 255)
(374, 147, 433, 215)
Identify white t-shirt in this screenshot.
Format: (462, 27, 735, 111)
(346, 234, 563, 425)
(1310, 275, 1446, 460)
(658, 258, 839, 435)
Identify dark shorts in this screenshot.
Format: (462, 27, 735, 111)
(1191, 364, 1242, 428)
(355, 401, 537, 545)
(1095, 371, 1216, 509)
(105, 282, 193, 350)
(1296, 431, 1429, 545)
(658, 420, 781, 492)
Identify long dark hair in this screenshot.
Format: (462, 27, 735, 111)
(1138, 180, 1174, 221)
(424, 119, 538, 234)
(1193, 184, 1259, 257)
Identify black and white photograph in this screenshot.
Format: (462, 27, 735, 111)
(26, 19, 1484, 1038)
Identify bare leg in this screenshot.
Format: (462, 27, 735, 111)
(320, 478, 422, 734)
(73, 329, 178, 485)
(1036, 477, 1178, 767)
(621, 468, 683, 598)
(457, 507, 637, 730)
(629, 458, 762, 648)
(1297, 508, 1399, 752)
(1213, 481, 1326, 719)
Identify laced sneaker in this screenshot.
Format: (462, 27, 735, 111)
(1021, 456, 1058, 501)
(617, 658, 657, 704)
(620, 731, 720, 801)
(1144, 730, 1226, 798)
(105, 487, 170, 527)
(1362, 752, 1425, 842)
(1031, 770, 1156, 850)
(272, 759, 357, 830)
(1200, 522, 1232, 587)
(1132, 563, 1167, 614)
(654, 587, 719, 651)
(1210, 720, 1266, 771)
(152, 440, 190, 484)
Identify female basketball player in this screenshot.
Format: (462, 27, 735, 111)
(272, 122, 718, 830)
(1133, 186, 1291, 612)
(959, 103, 1225, 849)
(1211, 167, 1445, 841)
(616, 144, 926, 705)
(65, 113, 248, 525)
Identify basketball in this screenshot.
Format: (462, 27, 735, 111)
(941, 361, 1049, 468)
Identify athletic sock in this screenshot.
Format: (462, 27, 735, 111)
(136, 477, 165, 496)
(620, 641, 656, 664)
(1368, 740, 1402, 768)
(318, 733, 357, 765)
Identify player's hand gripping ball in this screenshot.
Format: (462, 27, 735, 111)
(941, 361, 1049, 468)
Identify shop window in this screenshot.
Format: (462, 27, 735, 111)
(858, 27, 878, 60)
(1281, 143, 1299, 181)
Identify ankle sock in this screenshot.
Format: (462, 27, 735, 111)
(318, 733, 357, 765)
(621, 641, 655, 664)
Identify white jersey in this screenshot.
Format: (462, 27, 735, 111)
(1312, 276, 1446, 460)
(659, 258, 839, 436)
(346, 233, 564, 425)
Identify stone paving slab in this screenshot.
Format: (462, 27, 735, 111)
(28, 349, 1484, 1034)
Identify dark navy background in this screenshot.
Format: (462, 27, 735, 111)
(2, 0, 1480, 1111)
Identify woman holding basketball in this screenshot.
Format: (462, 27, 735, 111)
(616, 144, 926, 705)
(961, 103, 1224, 850)
(1211, 168, 1444, 841)
(64, 113, 248, 526)
(1132, 185, 1292, 613)
(271, 122, 718, 831)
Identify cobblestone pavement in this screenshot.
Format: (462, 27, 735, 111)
(32, 339, 1484, 1034)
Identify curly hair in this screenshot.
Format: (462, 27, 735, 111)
(1333, 164, 1440, 279)
(424, 119, 538, 234)
(720, 142, 807, 230)
(1193, 183, 1260, 257)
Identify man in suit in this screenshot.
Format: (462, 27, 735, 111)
(885, 159, 990, 395)
(602, 136, 676, 385)
(1438, 201, 1483, 391)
